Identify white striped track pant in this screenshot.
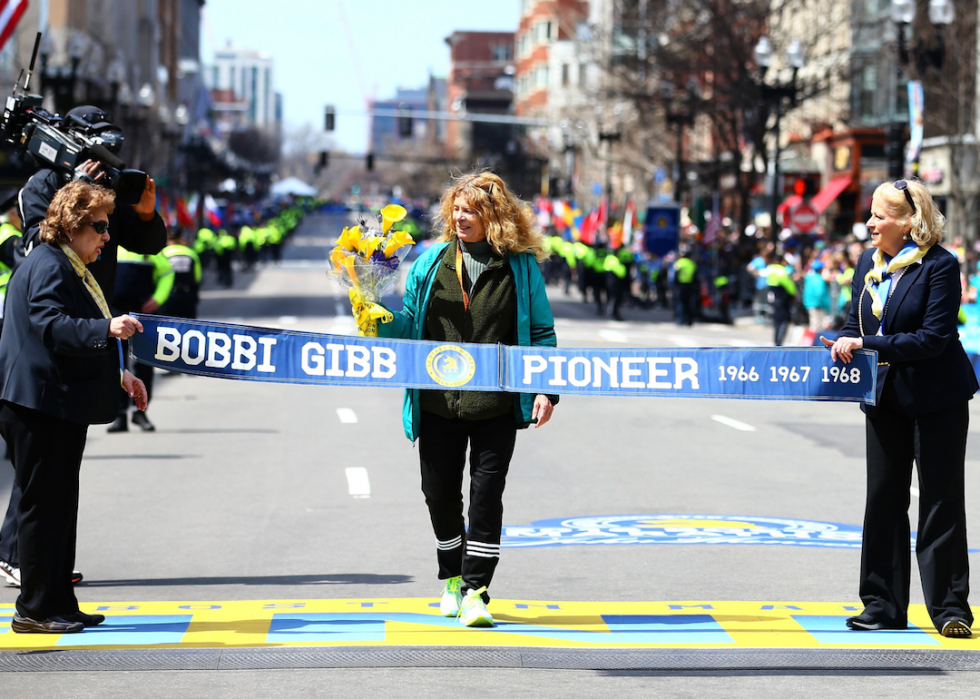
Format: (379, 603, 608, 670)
(419, 411, 517, 602)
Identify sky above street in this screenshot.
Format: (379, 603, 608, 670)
(201, 0, 520, 154)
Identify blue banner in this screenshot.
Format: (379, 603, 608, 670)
(643, 205, 680, 257)
(504, 346, 876, 402)
(130, 315, 877, 404)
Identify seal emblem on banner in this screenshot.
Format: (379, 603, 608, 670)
(426, 345, 477, 387)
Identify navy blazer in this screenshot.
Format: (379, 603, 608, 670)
(0, 244, 117, 424)
(840, 244, 978, 415)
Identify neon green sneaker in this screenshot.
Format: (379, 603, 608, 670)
(439, 576, 463, 617)
(458, 586, 493, 627)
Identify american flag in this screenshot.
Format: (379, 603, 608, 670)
(0, 0, 28, 54)
(702, 194, 721, 245)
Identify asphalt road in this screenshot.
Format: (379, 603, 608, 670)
(3, 212, 980, 697)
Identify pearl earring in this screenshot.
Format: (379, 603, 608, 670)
(903, 234, 909, 241)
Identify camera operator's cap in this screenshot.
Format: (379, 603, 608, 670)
(67, 105, 115, 131)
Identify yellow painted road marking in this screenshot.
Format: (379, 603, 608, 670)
(0, 600, 974, 651)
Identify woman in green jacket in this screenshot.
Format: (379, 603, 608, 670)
(378, 172, 557, 628)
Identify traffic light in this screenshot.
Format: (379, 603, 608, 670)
(886, 122, 906, 179)
(398, 113, 413, 138)
(366, 153, 375, 171)
(793, 177, 806, 197)
(318, 151, 329, 169)
(324, 106, 335, 132)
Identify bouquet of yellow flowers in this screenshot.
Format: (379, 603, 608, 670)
(329, 204, 415, 336)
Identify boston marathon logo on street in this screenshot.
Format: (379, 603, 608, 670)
(426, 345, 476, 387)
(129, 315, 876, 403)
(501, 515, 865, 549)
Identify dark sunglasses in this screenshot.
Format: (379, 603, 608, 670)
(894, 180, 916, 215)
(85, 220, 109, 235)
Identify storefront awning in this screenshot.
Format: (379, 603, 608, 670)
(777, 194, 802, 216)
(811, 176, 853, 213)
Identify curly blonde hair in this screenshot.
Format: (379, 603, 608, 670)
(435, 171, 546, 261)
(39, 181, 116, 245)
(872, 179, 944, 248)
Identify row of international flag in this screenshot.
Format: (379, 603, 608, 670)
(537, 197, 638, 249)
(157, 192, 225, 230)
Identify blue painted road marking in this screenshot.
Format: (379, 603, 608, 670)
(56, 615, 193, 647)
(792, 615, 942, 646)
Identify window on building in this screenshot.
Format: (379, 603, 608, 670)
(860, 64, 876, 120)
(578, 62, 587, 88)
(545, 20, 552, 41)
(265, 67, 272, 123)
(229, 66, 236, 94)
(561, 63, 569, 87)
(213, 65, 219, 87)
(492, 43, 512, 62)
(251, 66, 258, 121)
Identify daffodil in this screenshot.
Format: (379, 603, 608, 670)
(337, 225, 363, 252)
(383, 229, 415, 258)
(358, 235, 384, 258)
(340, 253, 359, 285)
(380, 204, 407, 234)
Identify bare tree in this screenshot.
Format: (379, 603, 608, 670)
(578, 0, 850, 228)
(910, 0, 979, 241)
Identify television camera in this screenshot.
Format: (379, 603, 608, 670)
(0, 32, 147, 207)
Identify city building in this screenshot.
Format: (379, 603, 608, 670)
(369, 86, 428, 155)
(205, 43, 279, 134)
(514, 0, 590, 198)
(443, 30, 515, 161)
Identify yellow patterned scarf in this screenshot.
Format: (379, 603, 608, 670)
(863, 243, 928, 319)
(60, 243, 123, 386)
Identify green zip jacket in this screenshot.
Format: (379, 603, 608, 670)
(378, 241, 558, 442)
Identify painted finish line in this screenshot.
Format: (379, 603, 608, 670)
(0, 600, 969, 650)
(130, 315, 877, 404)
(499, 515, 956, 552)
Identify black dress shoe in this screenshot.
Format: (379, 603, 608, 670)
(11, 614, 84, 634)
(846, 613, 906, 630)
(106, 415, 128, 433)
(61, 611, 105, 627)
(131, 411, 155, 432)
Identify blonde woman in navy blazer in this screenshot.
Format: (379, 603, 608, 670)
(827, 180, 977, 638)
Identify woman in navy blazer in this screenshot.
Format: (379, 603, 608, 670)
(0, 182, 147, 634)
(828, 180, 977, 638)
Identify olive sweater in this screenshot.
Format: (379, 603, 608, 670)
(419, 239, 516, 420)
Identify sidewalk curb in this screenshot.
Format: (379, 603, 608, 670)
(2, 647, 979, 672)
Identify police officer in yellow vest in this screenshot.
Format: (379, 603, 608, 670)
(0, 206, 23, 335)
(672, 246, 698, 326)
(766, 252, 797, 346)
(215, 228, 237, 288)
(159, 231, 202, 319)
(194, 227, 216, 270)
(109, 247, 174, 432)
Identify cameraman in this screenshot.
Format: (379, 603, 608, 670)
(0, 105, 166, 589)
(16, 106, 167, 302)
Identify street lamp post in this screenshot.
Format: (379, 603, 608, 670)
(598, 105, 622, 224)
(38, 32, 87, 114)
(754, 36, 805, 242)
(888, 0, 954, 178)
(663, 79, 697, 207)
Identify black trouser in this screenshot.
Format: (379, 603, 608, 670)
(159, 292, 198, 320)
(861, 381, 972, 631)
(676, 282, 695, 325)
(771, 288, 792, 346)
(418, 411, 517, 602)
(0, 402, 86, 620)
